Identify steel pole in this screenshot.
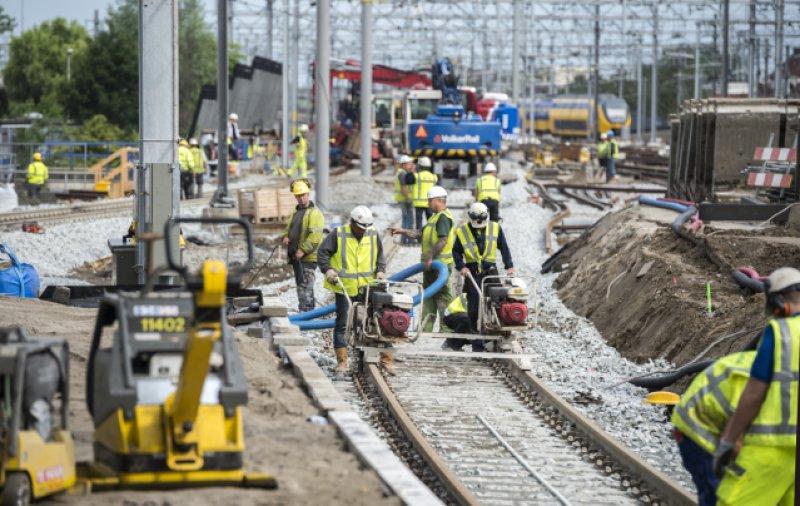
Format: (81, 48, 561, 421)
(215, 0, 229, 202)
(292, 0, 299, 134)
(266, 0, 273, 59)
(511, 0, 521, 103)
(637, 40, 643, 144)
(722, 0, 729, 96)
(650, 5, 658, 145)
(775, 0, 784, 98)
(315, 0, 330, 209)
(695, 28, 701, 99)
(359, 0, 373, 177)
(281, 0, 289, 171)
(749, 0, 756, 97)
(593, 2, 599, 141)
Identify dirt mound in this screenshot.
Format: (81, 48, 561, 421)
(0, 296, 397, 505)
(551, 205, 800, 367)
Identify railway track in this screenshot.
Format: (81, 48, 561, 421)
(357, 354, 694, 506)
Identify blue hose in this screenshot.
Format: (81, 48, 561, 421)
(290, 260, 449, 331)
(638, 195, 688, 213)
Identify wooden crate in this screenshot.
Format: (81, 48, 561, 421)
(238, 187, 295, 223)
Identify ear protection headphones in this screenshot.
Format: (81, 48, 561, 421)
(764, 280, 800, 317)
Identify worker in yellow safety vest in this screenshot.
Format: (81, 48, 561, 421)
(317, 206, 388, 375)
(189, 138, 207, 198)
(389, 185, 454, 332)
(714, 267, 800, 505)
(669, 351, 755, 506)
(452, 202, 514, 351)
(403, 156, 438, 231)
(282, 180, 325, 313)
(178, 139, 195, 200)
(289, 124, 309, 179)
(474, 162, 502, 221)
(441, 293, 472, 350)
(597, 131, 619, 183)
(26, 152, 49, 204)
(394, 155, 415, 244)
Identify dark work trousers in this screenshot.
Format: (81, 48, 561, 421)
(442, 312, 471, 350)
(26, 183, 43, 203)
(292, 261, 317, 312)
(180, 171, 193, 200)
(481, 198, 500, 222)
(414, 207, 432, 231)
(675, 431, 719, 506)
(464, 264, 499, 352)
(605, 158, 617, 182)
(193, 173, 204, 198)
(333, 291, 363, 349)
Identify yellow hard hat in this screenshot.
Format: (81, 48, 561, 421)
(179, 138, 189, 147)
(292, 180, 310, 195)
(643, 391, 680, 406)
(33, 152, 42, 161)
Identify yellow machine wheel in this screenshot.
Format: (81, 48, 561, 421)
(2, 472, 31, 506)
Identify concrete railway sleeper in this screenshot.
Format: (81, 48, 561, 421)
(357, 354, 694, 506)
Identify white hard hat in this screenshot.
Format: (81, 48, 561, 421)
(350, 205, 375, 229)
(418, 156, 432, 168)
(398, 154, 414, 165)
(229, 113, 238, 121)
(427, 186, 447, 200)
(299, 124, 309, 133)
(767, 267, 800, 294)
(484, 162, 497, 173)
(600, 132, 608, 140)
(468, 202, 489, 228)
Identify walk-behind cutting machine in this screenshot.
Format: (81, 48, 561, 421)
(82, 217, 275, 490)
(339, 279, 423, 348)
(0, 327, 74, 506)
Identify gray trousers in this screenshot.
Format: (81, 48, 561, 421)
(293, 261, 317, 312)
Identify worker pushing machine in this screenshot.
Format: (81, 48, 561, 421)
(474, 162, 502, 222)
(405, 156, 438, 231)
(670, 351, 756, 506)
(394, 155, 415, 245)
(597, 131, 619, 183)
(389, 185, 455, 332)
(189, 138, 207, 198)
(178, 138, 195, 200)
(289, 124, 309, 179)
(282, 179, 324, 312)
(713, 267, 800, 506)
(452, 202, 514, 352)
(317, 206, 389, 375)
(25, 152, 48, 204)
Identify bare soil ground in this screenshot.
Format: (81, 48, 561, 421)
(552, 205, 800, 368)
(0, 296, 399, 506)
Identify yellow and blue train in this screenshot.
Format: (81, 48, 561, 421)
(523, 94, 631, 137)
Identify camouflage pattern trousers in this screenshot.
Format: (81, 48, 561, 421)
(292, 261, 318, 312)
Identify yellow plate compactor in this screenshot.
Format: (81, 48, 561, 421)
(82, 217, 275, 490)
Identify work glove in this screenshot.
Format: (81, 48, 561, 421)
(712, 439, 735, 477)
(376, 271, 387, 280)
(325, 269, 339, 284)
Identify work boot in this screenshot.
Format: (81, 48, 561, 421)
(334, 347, 348, 374)
(379, 352, 396, 376)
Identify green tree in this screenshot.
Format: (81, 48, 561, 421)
(3, 18, 90, 117)
(64, 1, 139, 132)
(179, 0, 217, 135)
(74, 114, 127, 142)
(0, 6, 16, 35)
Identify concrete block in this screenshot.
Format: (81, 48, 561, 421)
(268, 334, 309, 349)
(260, 298, 289, 317)
(232, 296, 259, 309)
(270, 316, 299, 334)
(51, 286, 71, 305)
(247, 326, 266, 338)
(227, 312, 262, 325)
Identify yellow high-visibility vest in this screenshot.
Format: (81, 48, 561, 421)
(456, 222, 499, 271)
(421, 208, 454, 266)
(178, 145, 195, 173)
(394, 168, 408, 203)
(745, 316, 800, 446)
(412, 170, 437, 208)
(323, 225, 378, 297)
(671, 352, 755, 454)
(475, 174, 501, 202)
(190, 147, 205, 174)
(26, 161, 48, 185)
(444, 293, 467, 317)
(283, 206, 325, 263)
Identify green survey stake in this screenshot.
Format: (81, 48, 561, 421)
(706, 281, 712, 312)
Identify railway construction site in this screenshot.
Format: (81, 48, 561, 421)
(2, 0, 800, 504)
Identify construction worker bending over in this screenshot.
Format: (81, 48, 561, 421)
(26, 152, 48, 204)
(282, 180, 324, 312)
(597, 131, 619, 183)
(317, 206, 389, 375)
(389, 185, 454, 332)
(189, 138, 208, 198)
(453, 202, 514, 352)
(405, 156, 438, 231)
(441, 293, 472, 351)
(289, 124, 309, 179)
(474, 162, 501, 222)
(714, 267, 800, 506)
(178, 139, 195, 200)
(671, 351, 755, 506)
(394, 155, 415, 245)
